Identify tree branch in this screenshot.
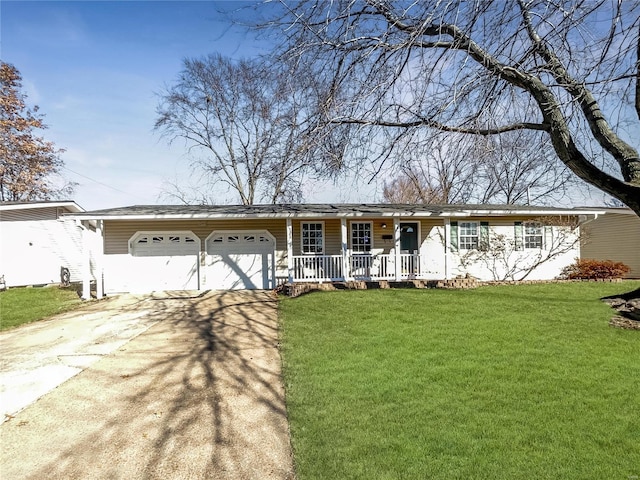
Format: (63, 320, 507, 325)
(330, 116, 549, 135)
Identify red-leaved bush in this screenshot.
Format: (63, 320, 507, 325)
(560, 259, 631, 280)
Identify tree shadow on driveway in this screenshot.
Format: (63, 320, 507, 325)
(0, 290, 295, 480)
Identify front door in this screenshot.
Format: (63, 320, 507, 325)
(400, 223, 419, 253)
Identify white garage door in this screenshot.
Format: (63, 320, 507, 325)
(129, 231, 200, 292)
(204, 231, 275, 290)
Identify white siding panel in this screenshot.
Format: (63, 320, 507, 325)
(0, 207, 58, 222)
(0, 218, 85, 287)
(422, 224, 446, 279)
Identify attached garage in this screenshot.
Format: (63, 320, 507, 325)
(204, 230, 275, 290)
(127, 231, 200, 292)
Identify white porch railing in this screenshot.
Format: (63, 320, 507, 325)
(291, 254, 421, 282)
(292, 255, 343, 281)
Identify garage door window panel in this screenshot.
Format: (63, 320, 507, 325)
(129, 231, 200, 257)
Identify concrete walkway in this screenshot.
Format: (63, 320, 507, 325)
(0, 290, 295, 480)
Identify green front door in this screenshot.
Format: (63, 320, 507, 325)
(400, 223, 419, 253)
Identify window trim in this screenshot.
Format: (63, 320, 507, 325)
(300, 221, 325, 255)
(350, 221, 373, 254)
(524, 221, 544, 249)
(458, 221, 479, 250)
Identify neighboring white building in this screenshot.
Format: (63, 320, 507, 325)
(0, 201, 95, 288)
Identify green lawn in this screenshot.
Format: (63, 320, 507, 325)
(279, 281, 640, 480)
(0, 287, 83, 331)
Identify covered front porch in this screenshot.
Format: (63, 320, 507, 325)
(290, 252, 421, 282)
(284, 217, 440, 283)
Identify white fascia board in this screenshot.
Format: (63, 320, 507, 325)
(0, 201, 85, 213)
(66, 211, 441, 221)
(445, 209, 606, 217)
(66, 207, 608, 221)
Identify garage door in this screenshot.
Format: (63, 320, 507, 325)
(129, 231, 200, 292)
(204, 231, 275, 290)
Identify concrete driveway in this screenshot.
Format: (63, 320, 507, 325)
(0, 290, 295, 480)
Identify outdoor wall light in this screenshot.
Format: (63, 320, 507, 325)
(381, 222, 387, 228)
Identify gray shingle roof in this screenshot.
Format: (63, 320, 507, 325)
(68, 203, 605, 220)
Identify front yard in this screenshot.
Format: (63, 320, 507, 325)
(0, 287, 83, 331)
(279, 281, 640, 480)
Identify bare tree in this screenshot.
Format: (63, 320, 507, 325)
(260, 0, 640, 215)
(0, 62, 72, 201)
(471, 131, 574, 204)
(382, 130, 572, 205)
(381, 133, 478, 204)
(155, 54, 325, 205)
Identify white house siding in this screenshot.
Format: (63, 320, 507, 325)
(0, 207, 86, 287)
(448, 217, 580, 281)
(421, 221, 446, 279)
(581, 211, 640, 278)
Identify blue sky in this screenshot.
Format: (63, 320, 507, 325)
(1, 1, 625, 210)
(2, 0, 370, 209)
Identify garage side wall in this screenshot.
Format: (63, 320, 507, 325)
(581, 212, 640, 278)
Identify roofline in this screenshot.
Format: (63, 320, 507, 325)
(587, 207, 636, 215)
(67, 207, 606, 221)
(0, 201, 85, 213)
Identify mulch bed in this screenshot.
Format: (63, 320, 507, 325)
(602, 288, 640, 330)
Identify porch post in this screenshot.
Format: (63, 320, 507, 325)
(95, 220, 104, 299)
(341, 218, 349, 281)
(394, 218, 401, 281)
(443, 218, 451, 280)
(286, 218, 293, 283)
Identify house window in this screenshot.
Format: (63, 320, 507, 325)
(459, 222, 479, 250)
(525, 222, 543, 249)
(301, 222, 324, 254)
(351, 222, 372, 253)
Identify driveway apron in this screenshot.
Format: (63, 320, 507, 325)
(0, 290, 295, 480)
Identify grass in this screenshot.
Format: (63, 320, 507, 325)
(279, 281, 640, 480)
(0, 286, 83, 331)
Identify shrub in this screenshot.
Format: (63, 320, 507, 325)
(560, 259, 631, 280)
